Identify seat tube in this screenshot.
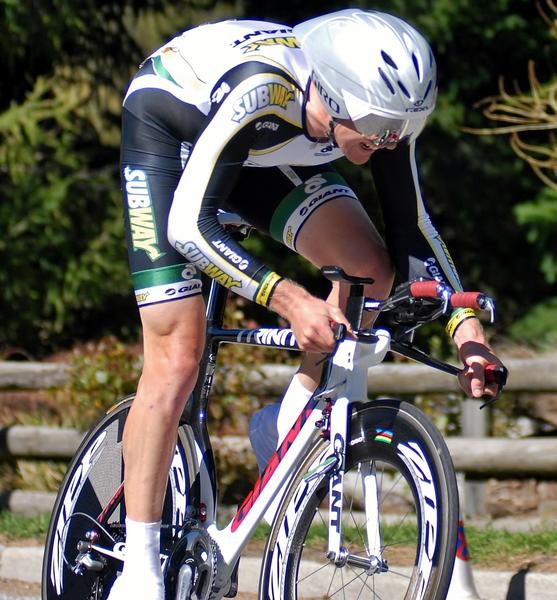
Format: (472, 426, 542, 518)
(181, 278, 230, 519)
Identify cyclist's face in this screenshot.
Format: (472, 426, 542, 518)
(333, 119, 398, 165)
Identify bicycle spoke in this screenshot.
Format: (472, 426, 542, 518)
(384, 567, 413, 580)
(354, 570, 367, 600)
(340, 563, 347, 600)
(327, 567, 383, 600)
(295, 560, 332, 584)
(325, 566, 338, 598)
(349, 462, 369, 553)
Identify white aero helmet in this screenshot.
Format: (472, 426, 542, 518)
(293, 9, 437, 141)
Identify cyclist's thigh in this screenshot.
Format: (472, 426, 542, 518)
(227, 164, 389, 274)
(121, 69, 206, 311)
(121, 77, 208, 365)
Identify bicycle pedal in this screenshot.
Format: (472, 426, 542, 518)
(223, 558, 240, 598)
(304, 454, 339, 482)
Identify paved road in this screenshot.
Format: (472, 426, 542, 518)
(3, 547, 557, 599)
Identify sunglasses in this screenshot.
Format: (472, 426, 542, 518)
(363, 129, 401, 148)
(330, 116, 405, 149)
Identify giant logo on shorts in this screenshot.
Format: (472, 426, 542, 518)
(232, 83, 295, 122)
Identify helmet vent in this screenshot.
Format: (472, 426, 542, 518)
(378, 67, 395, 95)
(423, 80, 433, 99)
(381, 50, 398, 69)
(411, 53, 421, 79)
(397, 81, 411, 99)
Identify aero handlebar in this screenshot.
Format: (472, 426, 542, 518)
(408, 280, 494, 312)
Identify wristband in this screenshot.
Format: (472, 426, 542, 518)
(255, 271, 283, 307)
(446, 308, 477, 338)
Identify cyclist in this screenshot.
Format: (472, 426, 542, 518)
(110, 9, 504, 599)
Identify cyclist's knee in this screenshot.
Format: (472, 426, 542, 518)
(136, 347, 200, 422)
(142, 329, 203, 395)
(368, 245, 395, 283)
(343, 243, 395, 295)
(139, 297, 206, 389)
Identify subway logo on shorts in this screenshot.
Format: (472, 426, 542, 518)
(124, 166, 164, 262)
(232, 82, 295, 122)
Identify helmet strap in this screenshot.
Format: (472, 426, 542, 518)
(325, 119, 339, 148)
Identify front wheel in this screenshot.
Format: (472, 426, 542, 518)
(259, 399, 459, 600)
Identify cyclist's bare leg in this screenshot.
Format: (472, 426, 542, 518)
(294, 196, 394, 388)
(108, 295, 205, 599)
(123, 295, 206, 520)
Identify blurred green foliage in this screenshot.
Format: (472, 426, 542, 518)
(0, 0, 232, 352)
(61, 337, 143, 426)
(510, 297, 557, 349)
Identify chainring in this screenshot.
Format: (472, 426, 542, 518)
(164, 523, 218, 600)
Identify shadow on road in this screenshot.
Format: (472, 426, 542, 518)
(505, 568, 528, 600)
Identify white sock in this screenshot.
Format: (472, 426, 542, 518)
(107, 517, 164, 600)
(249, 375, 313, 473)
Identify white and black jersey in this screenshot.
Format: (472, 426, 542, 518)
(120, 19, 461, 307)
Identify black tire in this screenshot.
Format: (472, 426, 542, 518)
(259, 399, 459, 600)
(41, 397, 196, 600)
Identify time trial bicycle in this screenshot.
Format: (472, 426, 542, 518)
(41, 213, 507, 600)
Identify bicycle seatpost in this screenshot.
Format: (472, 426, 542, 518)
(346, 284, 365, 330)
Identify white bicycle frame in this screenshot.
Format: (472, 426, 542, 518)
(200, 331, 392, 580)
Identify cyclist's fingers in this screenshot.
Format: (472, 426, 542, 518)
(297, 323, 335, 352)
(464, 361, 497, 399)
(469, 362, 485, 398)
(328, 306, 352, 332)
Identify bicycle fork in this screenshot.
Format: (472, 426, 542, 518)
(325, 395, 388, 575)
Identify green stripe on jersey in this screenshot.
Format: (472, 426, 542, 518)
(152, 55, 181, 87)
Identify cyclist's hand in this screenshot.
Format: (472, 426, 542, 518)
(457, 341, 504, 399)
(453, 317, 503, 399)
(269, 280, 351, 352)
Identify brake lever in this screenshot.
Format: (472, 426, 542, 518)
(479, 364, 509, 409)
(314, 323, 347, 367)
(332, 322, 347, 342)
